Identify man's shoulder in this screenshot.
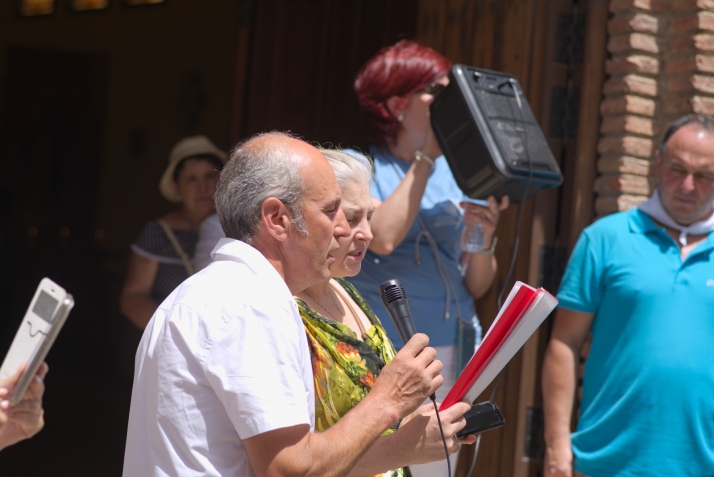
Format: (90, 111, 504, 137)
(151, 260, 298, 356)
(581, 209, 634, 241)
(170, 259, 287, 314)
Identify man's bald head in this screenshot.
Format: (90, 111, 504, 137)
(655, 121, 714, 225)
(215, 132, 317, 243)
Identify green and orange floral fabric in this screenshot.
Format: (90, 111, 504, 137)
(296, 278, 411, 477)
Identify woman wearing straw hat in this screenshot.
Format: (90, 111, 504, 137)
(120, 135, 226, 329)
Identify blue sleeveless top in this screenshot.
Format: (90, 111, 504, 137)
(347, 147, 480, 348)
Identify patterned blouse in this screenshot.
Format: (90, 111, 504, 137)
(130, 221, 198, 302)
(296, 278, 412, 477)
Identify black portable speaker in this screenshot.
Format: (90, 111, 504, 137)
(430, 65, 563, 203)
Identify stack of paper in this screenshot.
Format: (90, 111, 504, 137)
(441, 281, 558, 410)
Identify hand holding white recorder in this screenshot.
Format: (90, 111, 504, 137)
(0, 278, 73, 405)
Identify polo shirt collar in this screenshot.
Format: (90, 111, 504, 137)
(628, 208, 660, 234)
(630, 208, 714, 256)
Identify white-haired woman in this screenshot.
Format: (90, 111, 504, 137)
(295, 150, 475, 477)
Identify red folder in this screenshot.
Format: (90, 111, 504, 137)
(440, 282, 557, 410)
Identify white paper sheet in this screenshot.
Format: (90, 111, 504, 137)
(464, 287, 558, 402)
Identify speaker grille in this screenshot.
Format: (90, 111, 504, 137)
(381, 283, 406, 304)
(430, 65, 563, 202)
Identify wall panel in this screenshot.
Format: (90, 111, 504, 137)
(415, 1, 608, 476)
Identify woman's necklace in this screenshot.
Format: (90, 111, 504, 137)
(304, 287, 342, 322)
(330, 282, 368, 336)
(304, 284, 369, 336)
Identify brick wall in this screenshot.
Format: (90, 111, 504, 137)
(594, 0, 714, 215)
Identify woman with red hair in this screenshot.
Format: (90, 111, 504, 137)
(349, 40, 508, 476)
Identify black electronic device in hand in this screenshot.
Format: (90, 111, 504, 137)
(456, 401, 506, 439)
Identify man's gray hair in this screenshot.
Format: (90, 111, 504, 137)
(319, 149, 373, 190)
(659, 113, 714, 159)
(215, 132, 307, 243)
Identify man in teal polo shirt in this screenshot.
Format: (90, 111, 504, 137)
(541, 114, 714, 477)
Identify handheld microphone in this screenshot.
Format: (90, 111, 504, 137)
(380, 279, 451, 475)
(379, 279, 416, 344)
(379, 279, 436, 401)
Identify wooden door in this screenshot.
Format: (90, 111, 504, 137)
(0, 45, 113, 370)
(230, 0, 419, 148)
(415, 1, 609, 476)
(0, 46, 130, 476)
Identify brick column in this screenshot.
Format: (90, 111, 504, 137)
(594, 0, 664, 216)
(593, 0, 714, 216)
(666, 2, 714, 117)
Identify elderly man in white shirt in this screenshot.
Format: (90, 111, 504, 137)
(123, 132, 443, 477)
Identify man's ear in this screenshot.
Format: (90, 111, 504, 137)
(260, 197, 291, 242)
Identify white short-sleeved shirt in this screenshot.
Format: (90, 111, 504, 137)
(123, 238, 315, 477)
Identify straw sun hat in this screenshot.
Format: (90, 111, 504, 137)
(159, 135, 227, 203)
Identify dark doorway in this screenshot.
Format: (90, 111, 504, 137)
(0, 46, 128, 476)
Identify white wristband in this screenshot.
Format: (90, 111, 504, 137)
(414, 150, 435, 169)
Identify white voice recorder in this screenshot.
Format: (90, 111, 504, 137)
(0, 277, 74, 405)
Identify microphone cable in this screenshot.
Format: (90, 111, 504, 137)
(497, 78, 534, 310)
(431, 395, 452, 477)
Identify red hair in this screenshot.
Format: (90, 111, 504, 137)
(354, 40, 452, 147)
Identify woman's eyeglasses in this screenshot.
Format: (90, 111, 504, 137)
(415, 82, 446, 97)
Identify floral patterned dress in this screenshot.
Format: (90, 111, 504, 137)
(296, 278, 412, 477)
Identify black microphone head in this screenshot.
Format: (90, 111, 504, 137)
(379, 279, 407, 307)
(379, 279, 416, 345)
(379, 279, 435, 401)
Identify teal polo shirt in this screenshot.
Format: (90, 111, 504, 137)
(557, 208, 714, 477)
